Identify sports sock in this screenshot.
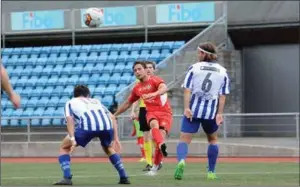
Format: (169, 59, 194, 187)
(151, 128, 163, 147)
(58, 154, 72, 179)
(109, 154, 127, 178)
(154, 146, 163, 166)
(207, 144, 219, 172)
(144, 141, 153, 165)
(176, 142, 188, 162)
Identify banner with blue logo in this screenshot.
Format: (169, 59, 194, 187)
(11, 10, 65, 31)
(156, 2, 215, 24)
(80, 6, 137, 27)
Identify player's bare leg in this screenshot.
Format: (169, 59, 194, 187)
(102, 146, 130, 184)
(206, 133, 219, 180)
(174, 132, 193, 180)
(53, 136, 74, 185)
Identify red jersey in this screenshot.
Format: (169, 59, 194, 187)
(128, 75, 172, 114)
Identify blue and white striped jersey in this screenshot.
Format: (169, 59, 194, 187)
(64, 97, 113, 131)
(183, 61, 230, 120)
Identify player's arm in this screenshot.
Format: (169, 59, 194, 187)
(130, 101, 139, 118)
(153, 83, 168, 96)
(182, 66, 194, 110)
(114, 89, 139, 117)
(64, 102, 75, 140)
(109, 113, 120, 141)
(217, 73, 230, 114)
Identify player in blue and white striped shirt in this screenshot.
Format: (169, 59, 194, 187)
(53, 85, 130, 185)
(174, 42, 230, 180)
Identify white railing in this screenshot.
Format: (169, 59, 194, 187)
(1, 113, 299, 144)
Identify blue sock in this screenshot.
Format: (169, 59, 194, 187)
(109, 154, 127, 178)
(58, 154, 72, 179)
(207, 144, 219, 172)
(176, 142, 188, 162)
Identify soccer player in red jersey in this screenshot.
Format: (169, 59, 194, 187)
(113, 61, 172, 176)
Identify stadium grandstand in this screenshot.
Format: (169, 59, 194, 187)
(1, 1, 299, 186)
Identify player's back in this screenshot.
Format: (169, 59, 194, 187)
(184, 61, 229, 119)
(66, 97, 113, 132)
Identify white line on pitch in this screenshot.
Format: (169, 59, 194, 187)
(2, 171, 299, 180)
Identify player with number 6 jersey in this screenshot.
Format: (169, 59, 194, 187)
(174, 42, 230, 181)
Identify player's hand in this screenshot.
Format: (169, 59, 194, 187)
(112, 140, 122, 153)
(184, 108, 193, 121)
(142, 93, 156, 100)
(69, 137, 77, 154)
(216, 113, 223, 126)
(9, 92, 21, 109)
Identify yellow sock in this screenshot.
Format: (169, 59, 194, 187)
(144, 141, 153, 166)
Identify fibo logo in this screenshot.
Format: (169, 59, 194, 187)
(156, 2, 215, 24)
(168, 4, 200, 22)
(11, 10, 65, 31)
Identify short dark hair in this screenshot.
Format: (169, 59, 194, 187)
(145, 61, 156, 70)
(74, 85, 90, 98)
(132, 61, 147, 70)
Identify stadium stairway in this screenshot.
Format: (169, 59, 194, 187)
(1, 41, 185, 127)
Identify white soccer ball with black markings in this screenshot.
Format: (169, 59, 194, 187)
(83, 8, 104, 28)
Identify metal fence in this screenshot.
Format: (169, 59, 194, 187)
(1, 113, 299, 145)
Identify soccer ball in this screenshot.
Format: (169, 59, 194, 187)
(83, 8, 104, 28)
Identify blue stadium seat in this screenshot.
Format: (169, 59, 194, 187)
(77, 74, 90, 85)
(88, 85, 96, 95)
(42, 86, 54, 97)
(66, 55, 77, 65)
(108, 73, 121, 84)
(100, 51, 109, 56)
(42, 65, 54, 76)
(21, 88, 32, 98)
(130, 50, 139, 55)
(17, 56, 28, 66)
(101, 44, 112, 52)
(47, 56, 57, 65)
(89, 74, 100, 85)
(52, 111, 64, 126)
(102, 95, 113, 107)
(82, 64, 94, 74)
(90, 44, 102, 52)
(31, 65, 44, 76)
(26, 76, 39, 87)
(123, 63, 133, 73)
(141, 50, 150, 54)
(57, 75, 68, 86)
(27, 56, 38, 66)
(47, 76, 59, 86)
(120, 43, 132, 51)
(105, 84, 117, 95)
(117, 54, 128, 63)
(98, 55, 108, 64)
(79, 52, 88, 57)
(50, 46, 62, 54)
(141, 43, 153, 50)
(44, 107, 56, 116)
(60, 46, 71, 53)
(119, 74, 132, 84)
(98, 73, 110, 84)
(152, 42, 163, 50)
(75, 56, 87, 65)
(37, 96, 49, 107)
(58, 96, 69, 107)
(60, 53, 68, 57)
(103, 64, 114, 74)
(41, 46, 51, 54)
(72, 64, 84, 75)
(15, 76, 28, 87)
(6, 65, 14, 73)
(2, 108, 14, 117)
(31, 47, 42, 55)
(48, 96, 60, 107)
(117, 84, 127, 92)
(10, 76, 18, 86)
(132, 43, 142, 51)
(70, 45, 81, 53)
(36, 58, 47, 67)
(57, 56, 67, 65)
(107, 55, 118, 64)
(22, 107, 34, 117)
(94, 85, 106, 95)
(27, 97, 39, 108)
(10, 65, 23, 77)
(12, 48, 22, 55)
(30, 86, 42, 97)
(31, 108, 45, 126)
(127, 54, 138, 62)
(52, 65, 64, 75)
(159, 53, 171, 61)
(91, 63, 104, 74)
(120, 51, 128, 55)
(2, 48, 13, 55)
(40, 53, 48, 58)
(162, 41, 174, 50)
(61, 86, 73, 97)
(148, 53, 159, 62)
(1, 119, 9, 127)
(2, 56, 9, 64)
(1, 99, 7, 108)
(89, 52, 98, 57)
(35, 75, 47, 87)
(161, 49, 170, 54)
(10, 109, 23, 126)
(14, 87, 23, 96)
(67, 75, 79, 85)
(6, 57, 18, 66)
(173, 41, 185, 50)
(81, 45, 91, 53)
(111, 44, 122, 51)
(52, 85, 65, 96)
(114, 63, 126, 73)
(20, 65, 33, 76)
(110, 51, 118, 56)
(61, 64, 73, 75)
(137, 53, 149, 61)
(85, 56, 97, 66)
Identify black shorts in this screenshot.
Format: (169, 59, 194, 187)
(139, 107, 150, 132)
